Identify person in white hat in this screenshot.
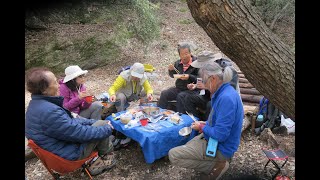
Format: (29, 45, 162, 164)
(59, 65, 104, 120)
(108, 62, 154, 149)
(108, 62, 154, 112)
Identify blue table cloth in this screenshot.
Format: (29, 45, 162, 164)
(106, 110, 198, 164)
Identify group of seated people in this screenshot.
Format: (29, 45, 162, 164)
(25, 43, 244, 179)
(158, 44, 240, 121)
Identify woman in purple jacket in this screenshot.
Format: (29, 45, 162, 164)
(59, 65, 104, 120)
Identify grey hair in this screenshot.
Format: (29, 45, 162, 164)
(222, 66, 233, 83)
(177, 43, 191, 54)
(199, 62, 233, 84)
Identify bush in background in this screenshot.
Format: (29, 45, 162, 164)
(251, 0, 295, 51)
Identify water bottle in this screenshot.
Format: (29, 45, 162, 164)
(255, 114, 264, 128)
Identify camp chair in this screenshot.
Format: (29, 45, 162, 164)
(27, 139, 98, 180)
(262, 148, 289, 179)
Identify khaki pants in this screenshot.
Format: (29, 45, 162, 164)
(168, 133, 231, 174)
(78, 120, 113, 160)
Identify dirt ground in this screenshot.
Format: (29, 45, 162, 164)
(25, 1, 295, 179)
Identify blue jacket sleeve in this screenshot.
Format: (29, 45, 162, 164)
(202, 97, 236, 142)
(42, 107, 112, 143)
(75, 118, 97, 126)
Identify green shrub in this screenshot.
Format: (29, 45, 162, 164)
(251, 0, 295, 52)
(25, 0, 161, 72)
(251, 0, 295, 25)
(130, 0, 160, 43)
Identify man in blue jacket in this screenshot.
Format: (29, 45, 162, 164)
(25, 67, 116, 176)
(169, 62, 244, 179)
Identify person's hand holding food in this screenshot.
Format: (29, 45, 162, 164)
(110, 95, 116, 102)
(79, 91, 90, 99)
(168, 64, 175, 71)
(180, 74, 189, 80)
(147, 93, 153, 101)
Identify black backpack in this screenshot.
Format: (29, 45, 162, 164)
(255, 97, 284, 135)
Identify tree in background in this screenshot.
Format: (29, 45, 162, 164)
(251, 0, 295, 51)
(187, 0, 295, 120)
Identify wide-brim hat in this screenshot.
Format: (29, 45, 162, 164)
(63, 65, 88, 83)
(191, 51, 223, 68)
(130, 63, 145, 78)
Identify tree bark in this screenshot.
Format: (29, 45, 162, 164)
(187, 0, 295, 120)
(240, 88, 261, 95)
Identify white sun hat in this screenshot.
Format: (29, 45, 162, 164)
(63, 65, 88, 83)
(130, 63, 145, 78)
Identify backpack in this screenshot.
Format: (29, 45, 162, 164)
(117, 65, 131, 75)
(258, 97, 269, 117)
(256, 97, 283, 130)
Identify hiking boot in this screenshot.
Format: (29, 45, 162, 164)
(209, 161, 229, 180)
(87, 153, 117, 176)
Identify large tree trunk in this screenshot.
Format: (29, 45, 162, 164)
(187, 0, 295, 120)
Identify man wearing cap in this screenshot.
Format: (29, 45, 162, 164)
(59, 65, 104, 120)
(108, 62, 154, 112)
(176, 50, 240, 120)
(157, 43, 199, 110)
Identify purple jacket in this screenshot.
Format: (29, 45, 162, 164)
(59, 79, 91, 114)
